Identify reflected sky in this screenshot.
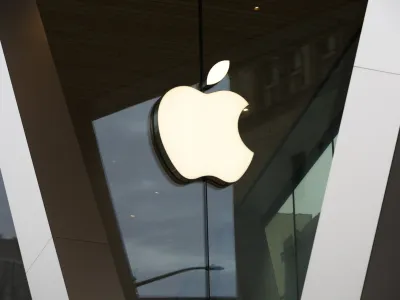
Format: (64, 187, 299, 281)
(93, 77, 236, 297)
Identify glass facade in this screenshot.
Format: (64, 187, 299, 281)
(265, 135, 337, 300)
(94, 99, 206, 298)
(92, 27, 358, 298)
(0, 171, 31, 300)
(35, 0, 368, 298)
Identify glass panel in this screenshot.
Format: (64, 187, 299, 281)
(0, 171, 32, 300)
(33, 0, 369, 299)
(201, 1, 367, 300)
(294, 144, 334, 295)
(83, 1, 204, 298)
(207, 186, 236, 298)
(265, 194, 297, 300)
(201, 2, 367, 205)
(93, 99, 205, 298)
(204, 74, 237, 298)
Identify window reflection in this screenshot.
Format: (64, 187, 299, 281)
(265, 194, 297, 300)
(0, 172, 32, 300)
(93, 100, 206, 298)
(294, 144, 334, 295)
(85, 0, 366, 298)
(263, 138, 336, 300)
(207, 175, 237, 298)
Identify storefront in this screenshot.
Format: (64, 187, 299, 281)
(2, 1, 400, 300)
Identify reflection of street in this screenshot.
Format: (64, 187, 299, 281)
(0, 238, 31, 300)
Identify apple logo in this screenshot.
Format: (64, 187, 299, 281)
(150, 60, 254, 187)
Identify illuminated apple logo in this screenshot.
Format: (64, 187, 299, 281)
(150, 61, 253, 187)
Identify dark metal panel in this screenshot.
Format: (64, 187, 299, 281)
(361, 128, 400, 300)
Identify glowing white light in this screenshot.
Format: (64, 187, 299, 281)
(206, 60, 230, 86)
(157, 86, 253, 184)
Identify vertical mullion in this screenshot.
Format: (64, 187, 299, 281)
(203, 180, 211, 299)
(198, 1, 210, 298)
(292, 190, 301, 300)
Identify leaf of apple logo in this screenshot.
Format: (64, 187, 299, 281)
(150, 60, 254, 187)
(206, 60, 230, 86)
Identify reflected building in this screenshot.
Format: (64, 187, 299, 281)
(266, 213, 312, 299)
(233, 23, 362, 203)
